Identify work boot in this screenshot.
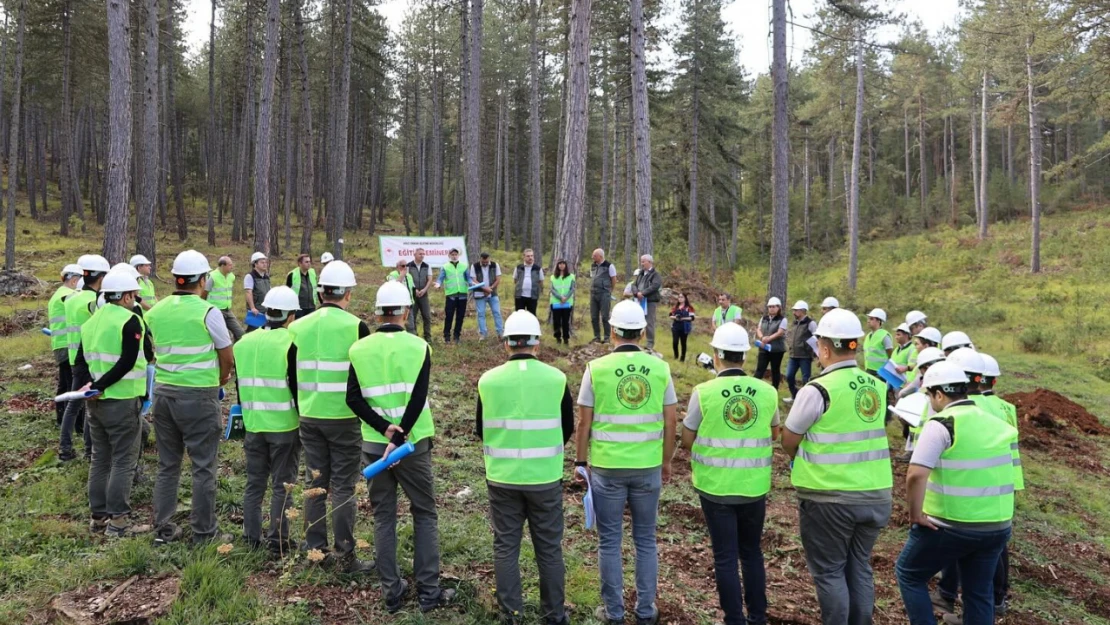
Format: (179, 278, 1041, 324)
(636, 603, 660, 625)
(89, 516, 109, 534)
(59, 449, 78, 462)
(995, 600, 1008, 617)
(106, 516, 151, 539)
(342, 557, 376, 575)
(545, 614, 571, 625)
(153, 523, 183, 547)
(500, 610, 523, 625)
(590, 337, 601, 344)
(942, 614, 962, 625)
(594, 606, 622, 625)
(931, 588, 956, 614)
(420, 588, 456, 613)
(385, 579, 409, 614)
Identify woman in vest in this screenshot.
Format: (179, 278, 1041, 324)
(753, 297, 788, 389)
(549, 260, 576, 345)
(668, 292, 695, 362)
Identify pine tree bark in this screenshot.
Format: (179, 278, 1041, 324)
(918, 94, 928, 228)
(205, 0, 217, 245)
(847, 28, 864, 291)
(552, 0, 592, 270)
(137, 0, 159, 268)
(1026, 38, 1041, 274)
(979, 70, 989, 239)
(60, 0, 83, 235)
(329, 0, 352, 259)
(803, 124, 811, 249)
(688, 7, 700, 266)
(103, 0, 131, 264)
(528, 0, 543, 262)
(253, 0, 280, 255)
(295, 0, 314, 254)
(767, 0, 788, 300)
(630, 0, 653, 256)
(166, 0, 186, 244)
(970, 107, 980, 225)
(2, 0, 22, 270)
(464, 0, 483, 260)
(234, 1, 256, 242)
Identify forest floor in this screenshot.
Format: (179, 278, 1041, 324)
(3, 205, 1110, 624)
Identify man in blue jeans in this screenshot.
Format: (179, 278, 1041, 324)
(575, 301, 678, 625)
(895, 361, 1016, 625)
(784, 301, 817, 403)
(470, 252, 504, 340)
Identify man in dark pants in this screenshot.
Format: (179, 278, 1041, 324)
(513, 248, 544, 314)
(588, 249, 618, 344)
(784, 301, 817, 404)
(60, 254, 112, 461)
(348, 281, 454, 613)
(407, 248, 434, 340)
(477, 311, 574, 625)
(284, 254, 320, 319)
(434, 249, 469, 344)
(50, 263, 83, 426)
(632, 255, 663, 351)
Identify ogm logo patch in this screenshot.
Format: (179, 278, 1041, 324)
(616, 374, 652, 410)
(724, 395, 758, 431)
(855, 385, 882, 423)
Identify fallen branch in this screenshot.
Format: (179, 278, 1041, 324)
(93, 575, 138, 615)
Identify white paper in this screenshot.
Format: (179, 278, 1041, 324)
(54, 389, 100, 403)
(805, 337, 818, 353)
(890, 393, 930, 427)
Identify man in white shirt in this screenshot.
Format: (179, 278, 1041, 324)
(513, 249, 544, 315)
(471, 252, 504, 339)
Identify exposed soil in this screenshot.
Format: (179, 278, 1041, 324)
(1005, 389, 1108, 436)
(51, 575, 179, 625)
(3, 390, 53, 416)
(0, 307, 46, 336)
(0, 270, 43, 298)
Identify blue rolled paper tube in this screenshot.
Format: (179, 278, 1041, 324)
(41, 328, 52, 336)
(362, 442, 416, 479)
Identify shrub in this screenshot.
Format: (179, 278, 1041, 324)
(1018, 327, 1053, 353)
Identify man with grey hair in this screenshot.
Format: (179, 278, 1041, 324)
(513, 248, 544, 315)
(633, 254, 663, 350)
(588, 249, 618, 344)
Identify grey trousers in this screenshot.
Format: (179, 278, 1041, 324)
(488, 483, 567, 622)
(364, 448, 441, 605)
(645, 301, 659, 349)
(798, 499, 892, 625)
(152, 386, 222, 541)
(59, 374, 90, 455)
(243, 430, 301, 546)
(221, 309, 245, 342)
(407, 294, 433, 340)
(300, 418, 361, 558)
(87, 398, 143, 518)
(590, 292, 612, 341)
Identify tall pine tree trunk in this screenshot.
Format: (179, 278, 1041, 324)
(688, 52, 700, 264)
(206, 0, 217, 245)
(166, 0, 186, 244)
(978, 70, 989, 239)
(767, 0, 788, 300)
(137, 0, 159, 267)
(2, 1, 22, 269)
(253, 0, 280, 255)
(329, 0, 352, 259)
(464, 0, 483, 260)
(528, 0, 543, 262)
(847, 28, 864, 291)
(295, 0, 314, 254)
(1026, 38, 1041, 274)
(552, 0, 592, 269)
(60, 0, 83, 235)
(630, 0, 653, 255)
(103, 0, 131, 264)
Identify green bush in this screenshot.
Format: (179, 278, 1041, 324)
(1018, 327, 1054, 353)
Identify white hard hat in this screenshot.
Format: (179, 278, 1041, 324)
(609, 300, 648, 330)
(261, 286, 301, 312)
(905, 310, 927, 326)
(767, 297, 782, 307)
(250, 252, 268, 264)
(710, 323, 751, 352)
(100, 269, 141, 293)
(171, 250, 212, 276)
(914, 326, 942, 345)
(814, 308, 864, 341)
(375, 280, 412, 308)
(941, 331, 973, 353)
(77, 254, 111, 273)
(129, 254, 151, 267)
(61, 263, 83, 278)
(320, 252, 334, 264)
(916, 347, 946, 369)
(980, 353, 1001, 378)
(947, 347, 985, 375)
(922, 361, 970, 390)
(111, 263, 141, 279)
(319, 260, 356, 287)
(504, 310, 543, 338)
(792, 300, 809, 311)
(821, 296, 840, 309)
(867, 308, 887, 322)
(895, 323, 911, 335)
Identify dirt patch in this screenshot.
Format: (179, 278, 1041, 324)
(0, 270, 43, 297)
(51, 575, 179, 624)
(1005, 389, 1107, 436)
(3, 390, 53, 415)
(0, 307, 46, 336)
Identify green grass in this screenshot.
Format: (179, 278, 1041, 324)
(4, 206, 1110, 623)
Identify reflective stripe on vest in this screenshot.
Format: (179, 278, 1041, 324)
(479, 358, 567, 485)
(349, 330, 434, 442)
(208, 271, 235, 310)
(233, 327, 299, 432)
(65, 290, 98, 365)
(146, 295, 220, 387)
(588, 349, 672, 470)
(550, 275, 575, 306)
(49, 286, 75, 351)
(81, 304, 148, 399)
(441, 262, 468, 296)
(712, 305, 741, 328)
(980, 393, 1025, 491)
(139, 277, 157, 305)
(863, 329, 891, 372)
(789, 366, 893, 492)
(290, 307, 362, 419)
(923, 406, 1017, 523)
(690, 374, 778, 497)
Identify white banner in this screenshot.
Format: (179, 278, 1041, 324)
(378, 236, 469, 268)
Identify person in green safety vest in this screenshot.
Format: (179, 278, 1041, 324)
(346, 280, 455, 612)
(680, 322, 779, 625)
(50, 263, 83, 427)
(476, 310, 574, 625)
(901, 310, 928, 383)
(205, 256, 246, 341)
(146, 250, 236, 546)
(863, 308, 893, 377)
(59, 254, 112, 462)
(549, 259, 576, 345)
(290, 259, 374, 574)
(73, 269, 153, 538)
(712, 292, 741, 329)
(893, 347, 945, 464)
(575, 300, 678, 625)
(232, 286, 302, 555)
(284, 254, 321, 319)
(781, 308, 892, 625)
(388, 259, 416, 302)
(895, 361, 1016, 625)
(129, 255, 157, 311)
(433, 248, 471, 344)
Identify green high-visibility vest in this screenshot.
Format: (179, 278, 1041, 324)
(863, 329, 891, 372)
(146, 295, 220, 387)
(48, 285, 75, 351)
(550, 275, 575, 306)
(479, 358, 567, 485)
(138, 277, 157, 306)
(81, 304, 148, 400)
(976, 393, 1024, 491)
(891, 342, 912, 368)
(233, 327, 298, 433)
(905, 344, 920, 384)
(349, 330, 434, 444)
(790, 366, 892, 492)
(587, 349, 672, 470)
(208, 271, 236, 310)
(64, 290, 98, 365)
(290, 307, 361, 419)
(690, 374, 777, 498)
(441, 262, 468, 297)
(923, 404, 1017, 523)
(388, 270, 415, 291)
(712, 305, 741, 328)
(288, 268, 318, 296)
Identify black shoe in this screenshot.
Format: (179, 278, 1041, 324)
(636, 603, 660, 625)
(342, 557, 376, 575)
(930, 588, 956, 614)
(385, 579, 409, 614)
(420, 587, 456, 613)
(153, 524, 183, 547)
(501, 611, 523, 625)
(594, 606, 622, 625)
(590, 337, 601, 344)
(59, 449, 78, 462)
(545, 615, 571, 625)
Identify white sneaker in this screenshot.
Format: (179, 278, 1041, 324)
(783, 397, 794, 404)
